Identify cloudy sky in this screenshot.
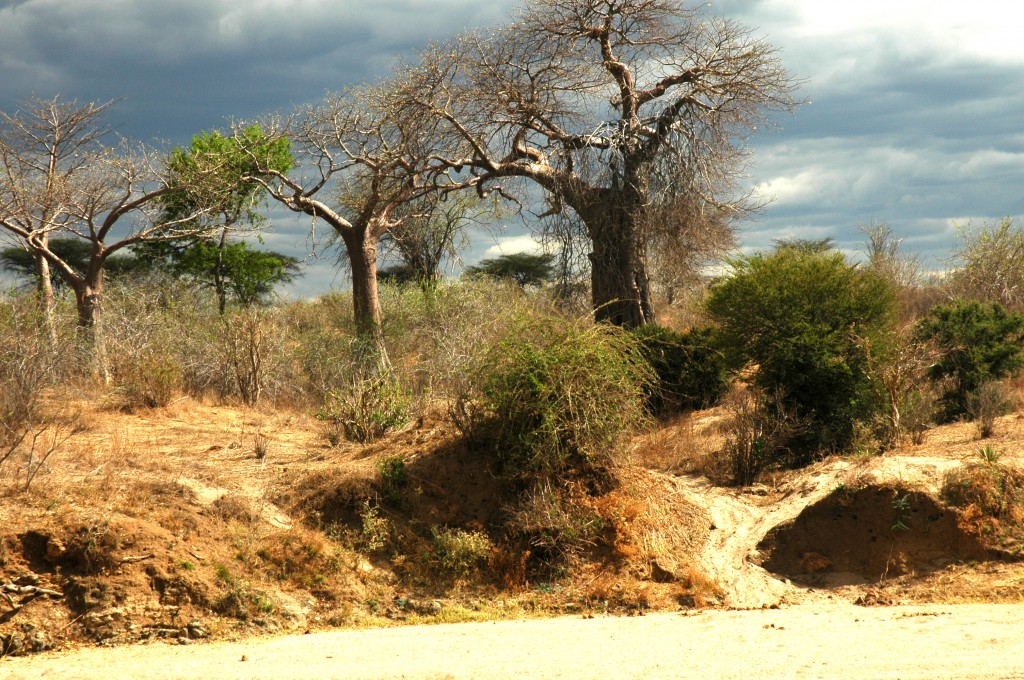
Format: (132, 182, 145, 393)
(1, 0, 1020, 296)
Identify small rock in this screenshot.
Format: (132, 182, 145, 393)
(187, 620, 210, 639)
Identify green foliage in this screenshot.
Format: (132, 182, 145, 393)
(915, 300, 1024, 421)
(630, 324, 728, 416)
(472, 315, 651, 474)
(150, 126, 299, 311)
(465, 252, 555, 288)
(162, 125, 294, 229)
(316, 372, 409, 444)
(161, 237, 301, 309)
(705, 244, 898, 459)
(377, 455, 407, 502)
(427, 527, 493, 578)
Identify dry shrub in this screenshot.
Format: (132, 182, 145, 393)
(254, 526, 347, 594)
(506, 481, 606, 561)
(211, 494, 259, 524)
(942, 462, 1024, 547)
(0, 297, 70, 443)
(718, 386, 804, 486)
(679, 566, 723, 607)
(969, 381, 1011, 439)
(631, 414, 714, 475)
(218, 307, 295, 406)
(489, 544, 530, 590)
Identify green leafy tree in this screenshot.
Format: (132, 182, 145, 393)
(465, 253, 555, 288)
(153, 126, 296, 313)
(164, 237, 301, 311)
(706, 244, 898, 459)
(631, 324, 728, 416)
(915, 300, 1024, 420)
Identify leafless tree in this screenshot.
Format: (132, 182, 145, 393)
(379, 192, 493, 289)
(948, 217, 1024, 310)
(0, 97, 243, 379)
(234, 84, 468, 353)
(0, 97, 114, 340)
(405, 0, 797, 327)
(860, 222, 920, 290)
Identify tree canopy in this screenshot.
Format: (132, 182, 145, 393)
(403, 0, 797, 327)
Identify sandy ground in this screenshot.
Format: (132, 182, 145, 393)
(5, 604, 1024, 680)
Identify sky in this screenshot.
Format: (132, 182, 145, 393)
(1, 0, 1020, 297)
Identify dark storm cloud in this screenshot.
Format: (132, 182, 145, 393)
(0, 0, 518, 143)
(2, 0, 1020, 294)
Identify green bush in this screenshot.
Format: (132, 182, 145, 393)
(915, 300, 1024, 421)
(471, 315, 651, 475)
(427, 527, 493, 577)
(316, 371, 409, 444)
(631, 324, 728, 416)
(705, 244, 898, 460)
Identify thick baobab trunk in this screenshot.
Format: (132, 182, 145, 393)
(577, 189, 655, 329)
(72, 275, 110, 384)
(341, 229, 387, 361)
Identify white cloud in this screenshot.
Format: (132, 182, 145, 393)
(482, 235, 545, 258)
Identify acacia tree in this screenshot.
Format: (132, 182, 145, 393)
(405, 0, 796, 327)
(148, 127, 297, 313)
(0, 98, 244, 377)
(233, 85, 464, 350)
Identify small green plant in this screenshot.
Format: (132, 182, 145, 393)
(377, 455, 407, 502)
(891, 494, 912, 532)
(214, 563, 233, 584)
(358, 502, 395, 553)
(978, 444, 1002, 465)
(179, 560, 196, 571)
(427, 526, 493, 578)
(317, 372, 409, 444)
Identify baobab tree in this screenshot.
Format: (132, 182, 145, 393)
(405, 0, 797, 327)
(0, 97, 250, 378)
(232, 84, 466, 352)
(0, 97, 114, 339)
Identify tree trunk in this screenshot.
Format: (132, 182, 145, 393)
(33, 250, 58, 345)
(216, 230, 229, 315)
(72, 273, 110, 384)
(342, 229, 387, 361)
(576, 188, 654, 329)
